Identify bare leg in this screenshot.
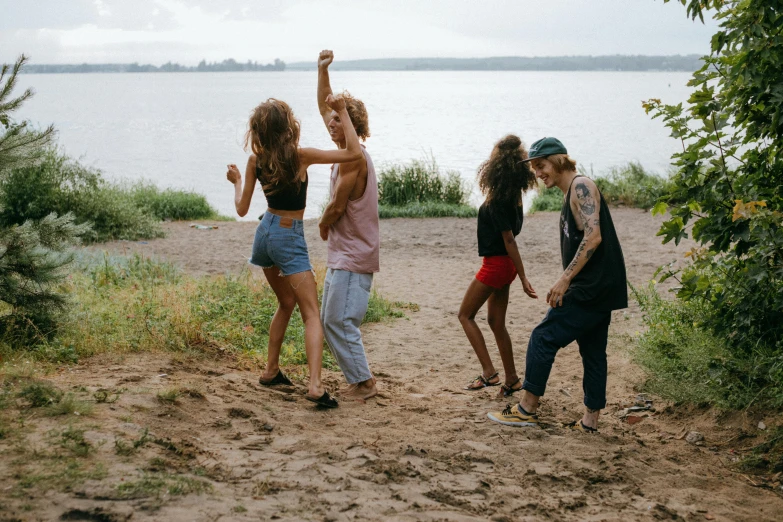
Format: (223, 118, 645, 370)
(284, 270, 326, 398)
(260, 267, 296, 381)
(582, 408, 601, 429)
(487, 284, 521, 393)
(519, 390, 540, 414)
(458, 278, 499, 388)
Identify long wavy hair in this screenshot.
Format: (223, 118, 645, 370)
(244, 99, 302, 195)
(477, 134, 537, 207)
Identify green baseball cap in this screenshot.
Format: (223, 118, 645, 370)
(523, 137, 568, 162)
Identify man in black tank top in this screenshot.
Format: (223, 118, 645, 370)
(488, 138, 627, 433)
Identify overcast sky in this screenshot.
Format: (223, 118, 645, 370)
(1, 0, 719, 65)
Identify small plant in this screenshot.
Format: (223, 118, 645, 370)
(156, 388, 180, 404)
(45, 393, 93, 416)
(18, 381, 63, 408)
(57, 425, 92, 457)
(115, 472, 212, 499)
(114, 427, 152, 456)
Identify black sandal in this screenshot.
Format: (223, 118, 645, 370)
(464, 372, 500, 390)
(259, 370, 293, 386)
(305, 391, 339, 409)
(499, 378, 522, 397)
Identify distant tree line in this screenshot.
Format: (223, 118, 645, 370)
(23, 58, 285, 74)
(286, 55, 703, 71)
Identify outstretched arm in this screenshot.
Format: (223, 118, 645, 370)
(546, 178, 602, 307)
(502, 230, 537, 299)
(317, 50, 334, 128)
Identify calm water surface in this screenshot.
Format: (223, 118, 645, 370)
(17, 71, 690, 219)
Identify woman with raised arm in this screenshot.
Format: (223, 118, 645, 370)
(226, 95, 363, 409)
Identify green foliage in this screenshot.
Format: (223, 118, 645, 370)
(0, 148, 230, 242)
(530, 184, 563, 213)
(378, 202, 477, 219)
(630, 282, 770, 407)
(0, 57, 88, 344)
(1, 255, 409, 368)
(646, 0, 783, 398)
(115, 472, 212, 499)
(129, 182, 228, 221)
(18, 381, 63, 407)
(378, 157, 472, 208)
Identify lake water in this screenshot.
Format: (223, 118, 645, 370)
(17, 71, 691, 219)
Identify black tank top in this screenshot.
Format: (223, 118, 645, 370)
(257, 167, 308, 211)
(560, 176, 628, 311)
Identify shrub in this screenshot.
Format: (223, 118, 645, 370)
(529, 183, 563, 213)
(594, 162, 672, 209)
(378, 202, 477, 219)
(378, 157, 471, 208)
(129, 182, 227, 221)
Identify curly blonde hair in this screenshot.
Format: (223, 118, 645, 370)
(477, 134, 537, 207)
(337, 91, 370, 141)
(244, 98, 302, 195)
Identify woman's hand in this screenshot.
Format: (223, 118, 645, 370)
(325, 93, 346, 112)
(226, 164, 241, 184)
(521, 276, 538, 299)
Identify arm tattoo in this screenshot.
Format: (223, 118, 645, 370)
(575, 183, 596, 215)
(565, 239, 587, 275)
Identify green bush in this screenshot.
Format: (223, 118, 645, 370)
(632, 281, 783, 408)
(529, 184, 563, 212)
(378, 157, 472, 208)
(378, 202, 477, 219)
(129, 182, 227, 221)
(595, 162, 672, 209)
(0, 149, 226, 243)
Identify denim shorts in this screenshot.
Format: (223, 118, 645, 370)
(249, 212, 312, 276)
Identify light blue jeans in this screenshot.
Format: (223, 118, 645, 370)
(321, 269, 373, 384)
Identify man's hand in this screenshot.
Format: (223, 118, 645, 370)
(318, 50, 334, 69)
(546, 276, 570, 308)
(319, 223, 329, 241)
(325, 93, 345, 112)
(226, 164, 241, 184)
(521, 276, 538, 299)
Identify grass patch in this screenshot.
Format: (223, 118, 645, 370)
(738, 427, 783, 474)
(55, 425, 93, 457)
(45, 393, 93, 417)
(156, 388, 180, 404)
(18, 381, 63, 408)
(377, 157, 475, 218)
(379, 202, 477, 219)
(129, 181, 230, 221)
(115, 472, 212, 499)
(630, 282, 761, 408)
(0, 255, 411, 369)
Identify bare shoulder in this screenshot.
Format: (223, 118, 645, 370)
(571, 177, 598, 199)
(571, 177, 599, 218)
(336, 155, 367, 177)
(246, 154, 257, 167)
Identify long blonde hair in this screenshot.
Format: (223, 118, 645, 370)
(244, 98, 302, 194)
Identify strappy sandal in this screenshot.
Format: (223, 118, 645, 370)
(565, 420, 598, 433)
(258, 370, 293, 387)
(305, 391, 339, 409)
(464, 372, 500, 390)
(499, 378, 523, 397)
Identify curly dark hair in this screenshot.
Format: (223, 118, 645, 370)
(477, 134, 537, 207)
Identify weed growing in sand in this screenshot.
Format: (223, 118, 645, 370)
(18, 381, 63, 408)
(55, 425, 92, 457)
(45, 393, 93, 417)
(115, 472, 212, 499)
(115, 428, 152, 456)
(156, 388, 180, 404)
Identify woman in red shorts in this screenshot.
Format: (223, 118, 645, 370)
(458, 135, 539, 397)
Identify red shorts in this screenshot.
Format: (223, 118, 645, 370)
(475, 255, 517, 289)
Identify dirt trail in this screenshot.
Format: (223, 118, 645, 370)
(2, 209, 782, 521)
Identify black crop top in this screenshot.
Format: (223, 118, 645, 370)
(257, 167, 308, 211)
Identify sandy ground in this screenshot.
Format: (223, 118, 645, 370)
(2, 209, 782, 521)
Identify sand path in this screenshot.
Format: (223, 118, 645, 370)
(3, 210, 782, 521)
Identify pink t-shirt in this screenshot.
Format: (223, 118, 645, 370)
(327, 147, 380, 273)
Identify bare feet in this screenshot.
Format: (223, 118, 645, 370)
(340, 379, 377, 401)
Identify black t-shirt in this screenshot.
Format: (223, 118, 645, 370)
(560, 176, 628, 311)
(477, 199, 523, 257)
